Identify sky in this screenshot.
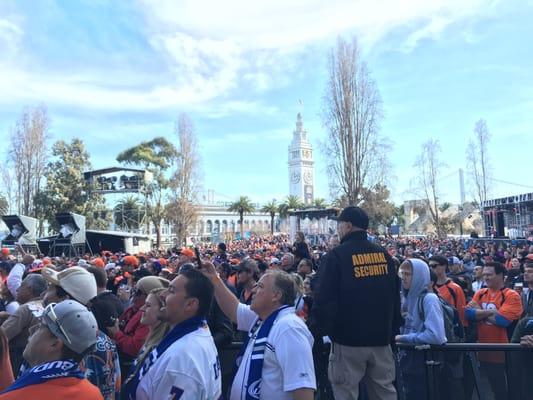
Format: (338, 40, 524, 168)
(0, 0, 532, 207)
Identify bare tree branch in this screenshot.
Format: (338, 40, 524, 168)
(466, 119, 491, 205)
(321, 36, 388, 205)
(7, 105, 50, 216)
(166, 113, 202, 245)
(412, 139, 446, 238)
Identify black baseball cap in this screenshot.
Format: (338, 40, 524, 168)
(335, 206, 369, 230)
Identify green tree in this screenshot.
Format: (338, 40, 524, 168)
(277, 195, 304, 220)
(114, 196, 144, 231)
(284, 195, 304, 210)
(313, 198, 328, 209)
(117, 137, 179, 248)
(359, 184, 396, 231)
(439, 202, 452, 213)
(261, 200, 278, 235)
(228, 196, 255, 239)
(35, 139, 108, 233)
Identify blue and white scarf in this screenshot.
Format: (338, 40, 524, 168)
(123, 315, 206, 400)
(0, 359, 84, 394)
(233, 305, 290, 400)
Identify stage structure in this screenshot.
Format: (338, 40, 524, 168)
(84, 167, 152, 233)
(0, 215, 39, 253)
(481, 192, 533, 238)
(86, 230, 151, 254)
(288, 208, 339, 244)
(49, 212, 90, 257)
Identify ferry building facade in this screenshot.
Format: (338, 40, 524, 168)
(183, 113, 315, 242)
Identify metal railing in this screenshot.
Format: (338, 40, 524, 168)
(396, 343, 533, 400)
(218, 342, 533, 399)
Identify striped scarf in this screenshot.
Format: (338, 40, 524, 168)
(233, 305, 290, 400)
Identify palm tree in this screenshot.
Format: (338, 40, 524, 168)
(114, 196, 143, 231)
(261, 200, 278, 235)
(313, 198, 328, 209)
(277, 196, 303, 231)
(228, 196, 255, 239)
(284, 195, 304, 210)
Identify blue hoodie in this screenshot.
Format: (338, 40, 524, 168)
(398, 258, 446, 345)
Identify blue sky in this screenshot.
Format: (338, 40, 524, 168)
(0, 0, 532, 207)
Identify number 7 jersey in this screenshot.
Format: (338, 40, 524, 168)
(135, 325, 222, 400)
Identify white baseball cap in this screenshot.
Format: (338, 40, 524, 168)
(42, 300, 98, 355)
(104, 262, 116, 271)
(42, 266, 97, 305)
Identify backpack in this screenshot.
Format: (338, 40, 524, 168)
(419, 291, 465, 343)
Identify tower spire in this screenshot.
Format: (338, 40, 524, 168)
(288, 110, 314, 206)
(293, 112, 307, 141)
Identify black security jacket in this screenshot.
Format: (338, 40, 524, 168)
(310, 231, 402, 346)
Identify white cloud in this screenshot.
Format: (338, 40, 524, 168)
(138, 0, 500, 49)
(0, 0, 501, 115)
(135, 0, 501, 106)
(0, 18, 23, 62)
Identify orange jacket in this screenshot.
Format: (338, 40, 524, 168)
(0, 377, 103, 400)
(471, 287, 523, 362)
(435, 280, 467, 325)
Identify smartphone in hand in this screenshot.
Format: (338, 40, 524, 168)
(194, 247, 202, 269)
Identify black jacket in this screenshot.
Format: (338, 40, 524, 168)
(208, 301, 233, 349)
(89, 290, 124, 336)
(310, 231, 402, 346)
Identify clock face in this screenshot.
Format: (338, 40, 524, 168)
(291, 171, 301, 184)
(303, 171, 312, 184)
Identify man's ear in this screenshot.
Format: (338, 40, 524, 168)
(186, 297, 199, 313)
(49, 335, 65, 353)
(272, 289, 282, 304)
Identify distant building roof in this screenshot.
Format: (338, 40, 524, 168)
(83, 167, 146, 179)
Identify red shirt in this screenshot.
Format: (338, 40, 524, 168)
(114, 306, 149, 358)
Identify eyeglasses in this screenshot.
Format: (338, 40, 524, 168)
(429, 263, 439, 268)
(43, 303, 72, 345)
(398, 270, 412, 277)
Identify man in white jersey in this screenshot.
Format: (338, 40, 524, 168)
(133, 268, 221, 400)
(201, 262, 315, 400)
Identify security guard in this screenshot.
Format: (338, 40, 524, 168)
(310, 206, 402, 400)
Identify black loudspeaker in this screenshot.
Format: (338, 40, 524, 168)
(495, 211, 505, 237)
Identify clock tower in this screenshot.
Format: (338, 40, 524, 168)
(288, 112, 314, 205)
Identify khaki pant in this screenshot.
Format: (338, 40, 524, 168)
(329, 342, 397, 400)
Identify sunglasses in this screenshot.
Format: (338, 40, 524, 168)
(428, 263, 439, 268)
(43, 303, 72, 345)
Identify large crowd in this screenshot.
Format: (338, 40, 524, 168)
(1, 207, 533, 399)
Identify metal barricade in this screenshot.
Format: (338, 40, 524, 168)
(396, 343, 533, 400)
